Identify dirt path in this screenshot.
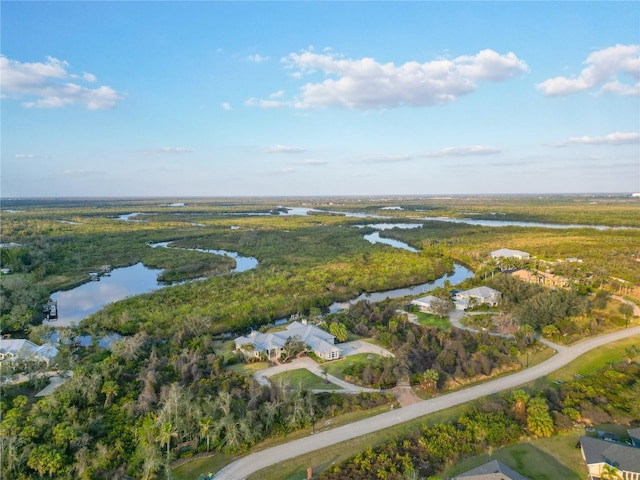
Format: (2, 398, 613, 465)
(391, 384, 422, 407)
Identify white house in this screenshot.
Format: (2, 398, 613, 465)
(0, 338, 59, 365)
(410, 295, 441, 313)
(454, 286, 502, 310)
(235, 321, 341, 361)
(490, 248, 531, 260)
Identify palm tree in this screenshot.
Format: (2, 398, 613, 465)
(600, 463, 622, 480)
(101, 380, 119, 408)
(198, 416, 214, 452)
(511, 389, 530, 421)
(156, 422, 177, 462)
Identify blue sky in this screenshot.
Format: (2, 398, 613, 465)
(1, 1, 639, 197)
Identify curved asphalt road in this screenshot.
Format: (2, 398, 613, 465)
(214, 326, 640, 480)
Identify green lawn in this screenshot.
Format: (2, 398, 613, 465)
(548, 336, 640, 383)
(415, 312, 451, 328)
(323, 353, 381, 380)
(173, 453, 237, 480)
(226, 361, 270, 376)
(270, 369, 342, 391)
(517, 346, 556, 369)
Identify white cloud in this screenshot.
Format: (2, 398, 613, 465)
(296, 159, 327, 165)
(15, 153, 50, 159)
(360, 155, 414, 164)
(263, 145, 306, 154)
(221, 102, 232, 111)
(536, 44, 640, 96)
(244, 97, 286, 109)
(555, 132, 640, 146)
(247, 54, 270, 63)
(145, 147, 193, 154)
(425, 146, 501, 157)
(63, 168, 102, 176)
(265, 48, 528, 109)
(0, 55, 124, 109)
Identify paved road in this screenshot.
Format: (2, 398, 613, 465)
(214, 325, 640, 480)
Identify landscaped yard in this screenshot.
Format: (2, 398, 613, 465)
(415, 311, 450, 328)
(323, 353, 383, 381)
(226, 361, 271, 375)
(270, 369, 342, 391)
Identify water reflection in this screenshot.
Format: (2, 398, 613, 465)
(148, 242, 258, 273)
(328, 263, 473, 313)
(363, 232, 418, 252)
(47, 263, 164, 326)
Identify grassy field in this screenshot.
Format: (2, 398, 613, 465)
(517, 346, 556, 369)
(323, 353, 382, 381)
(548, 336, 639, 383)
(173, 453, 237, 480)
(415, 311, 451, 328)
(270, 369, 342, 391)
(226, 361, 271, 375)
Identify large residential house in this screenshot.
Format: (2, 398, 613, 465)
(0, 338, 59, 366)
(454, 286, 502, 310)
(490, 248, 531, 260)
(580, 433, 640, 480)
(453, 460, 529, 480)
(235, 321, 341, 361)
(410, 295, 441, 313)
(510, 269, 570, 288)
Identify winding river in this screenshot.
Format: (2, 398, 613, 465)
(46, 227, 472, 327)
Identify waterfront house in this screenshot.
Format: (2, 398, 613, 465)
(410, 295, 441, 313)
(0, 338, 59, 366)
(454, 286, 502, 310)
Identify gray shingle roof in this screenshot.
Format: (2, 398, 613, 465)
(235, 323, 339, 356)
(580, 436, 640, 473)
(454, 460, 529, 480)
(628, 428, 640, 447)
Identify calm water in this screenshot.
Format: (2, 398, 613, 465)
(363, 232, 419, 252)
(148, 242, 259, 273)
(416, 216, 632, 230)
(48, 262, 164, 326)
(47, 243, 259, 326)
(328, 263, 473, 313)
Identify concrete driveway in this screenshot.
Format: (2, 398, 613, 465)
(253, 343, 386, 393)
(216, 325, 640, 480)
(338, 339, 394, 358)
